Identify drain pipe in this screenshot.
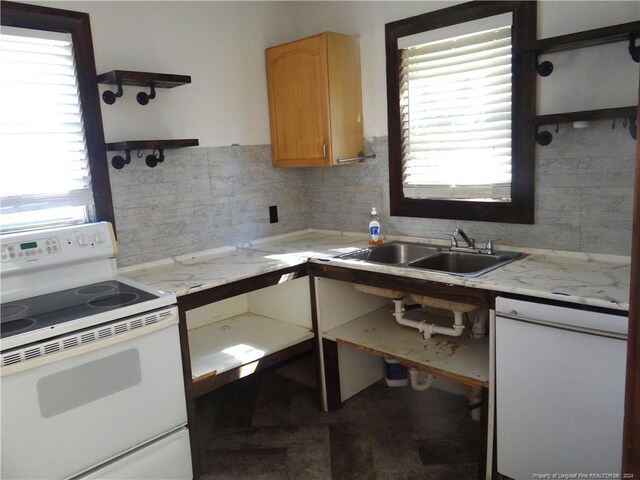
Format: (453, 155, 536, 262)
(409, 369, 436, 391)
(470, 309, 488, 338)
(392, 299, 465, 340)
(392, 298, 428, 337)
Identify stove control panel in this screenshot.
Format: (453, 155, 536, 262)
(1, 237, 61, 262)
(0, 222, 117, 276)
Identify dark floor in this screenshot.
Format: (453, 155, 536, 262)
(196, 361, 481, 480)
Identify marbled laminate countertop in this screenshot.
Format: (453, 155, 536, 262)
(120, 230, 631, 311)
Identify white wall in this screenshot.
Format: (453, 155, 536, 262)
(291, 0, 640, 135)
(31, 1, 299, 147)
(32, 1, 640, 145)
(21, 0, 640, 261)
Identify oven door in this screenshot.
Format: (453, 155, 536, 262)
(1, 307, 188, 480)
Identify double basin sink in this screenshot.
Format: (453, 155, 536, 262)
(335, 241, 523, 277)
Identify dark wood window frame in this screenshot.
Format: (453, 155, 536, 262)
(385, 0, 537, 224)
(1, 1, 116, 232)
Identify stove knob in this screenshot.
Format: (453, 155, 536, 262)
(94, 231, 106, 244)
(76, 234, 88, 246)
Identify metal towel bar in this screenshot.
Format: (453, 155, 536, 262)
(336, 152, 377, 164)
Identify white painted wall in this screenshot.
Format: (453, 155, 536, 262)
(30, 1, 298, 147)
(291, 0, 640, 134)
(30, 1, 640, 146)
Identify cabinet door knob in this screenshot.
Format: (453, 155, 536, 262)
(322, 143, 327, 160)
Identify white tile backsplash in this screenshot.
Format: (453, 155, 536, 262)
(109, 120, 636, 267)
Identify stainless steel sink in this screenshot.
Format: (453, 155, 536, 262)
(335, 241, 523, 277)
(335, 241, 440, 265)
(408, 251, 523, 277)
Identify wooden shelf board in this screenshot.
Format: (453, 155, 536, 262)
(535, 106, 637, 127)
(97, 70, 191, 88)
(324, 307, 489, 388)
(188, 312, 314, 381)
(534, 21, 640, 54)
(106, 139, 199, 151)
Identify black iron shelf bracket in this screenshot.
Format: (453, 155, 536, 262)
(534, 127, 553, 146)
(144, 148, 165, 168)
(137, 83, 156, 106)
(534, 53, 553, 77)
(102, 80, 123, 105)
(110, 147, 166, 169)
(111, 149, 131, 170)
(629, 33, 640, 62)
(98, 70, 191, 105)
(106, 139, 199, 169)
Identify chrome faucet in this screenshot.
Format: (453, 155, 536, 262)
(446, 228, 501, 255)
(454, 228, 475, 249)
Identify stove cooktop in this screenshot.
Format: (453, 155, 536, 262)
(0, 280, 159, 341)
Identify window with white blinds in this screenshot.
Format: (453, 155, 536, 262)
(399, 15, 513, 202)
(0, 26, 94, 233)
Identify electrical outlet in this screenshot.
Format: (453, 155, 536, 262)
(269, 205, 278, 223)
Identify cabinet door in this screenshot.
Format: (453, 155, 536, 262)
(325, 33, 363, 164)
(266, 34, 331, 167)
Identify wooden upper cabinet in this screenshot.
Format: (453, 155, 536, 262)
(266, 32, 364, 167)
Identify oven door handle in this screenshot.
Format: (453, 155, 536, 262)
(1, 318, 177, 376)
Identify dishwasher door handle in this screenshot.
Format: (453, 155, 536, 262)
(496, 311, 627, 341)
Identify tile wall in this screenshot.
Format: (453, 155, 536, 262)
(109, 145, 307, 266)
(306, 120, 636, 256)
(110, 120, 636, 267)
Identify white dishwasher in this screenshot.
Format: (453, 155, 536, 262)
(495, 296, 627, 479)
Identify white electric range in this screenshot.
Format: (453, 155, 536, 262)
(0, 222, 192, 479)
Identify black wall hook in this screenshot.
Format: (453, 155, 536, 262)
(535, 54, 554, 77)
(102, 80, 123, 105)
(137, 83, 156, 105)
(111, 149, 131, 169)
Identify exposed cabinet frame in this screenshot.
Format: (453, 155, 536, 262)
(174, 264, 314, 478)
(308, 262, 495, 480)
(309, 262, 493, 409)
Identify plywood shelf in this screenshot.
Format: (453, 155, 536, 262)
(324, 306, 489, 388)
(188, 313, 314, 383)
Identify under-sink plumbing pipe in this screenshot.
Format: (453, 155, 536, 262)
(470, 309, 488, 338)
(391, 298, 465, 340)
(409, 369, 436, 391)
